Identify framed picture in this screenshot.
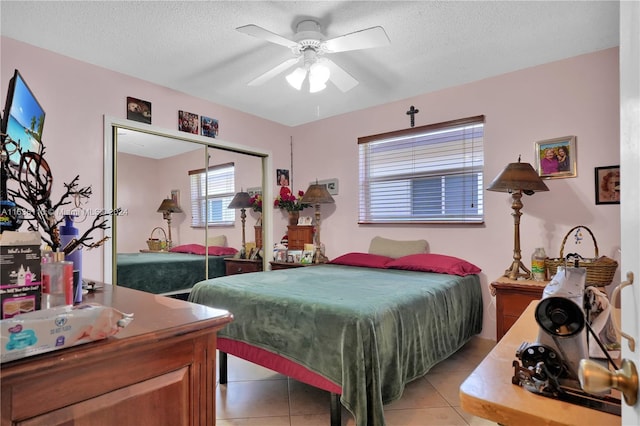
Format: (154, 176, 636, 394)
(595, 165, 620, 204)
(247, 187, 262, 197)
(311, 178, 339, 195)
(287, 250, 302, 263)
(178, 110, 199, 134)
(277, 169, 290, 186)
(298, 216, 313, 226)
(126, 97, 151, 124)
(274, 249, 287, 262)
(534, 136, 577, 179)
(301, 250, 314, 264)
(170, 189, 180, 206)
(201, 115, 219, 138)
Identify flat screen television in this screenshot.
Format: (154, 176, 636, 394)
(1, 69, 45, 166)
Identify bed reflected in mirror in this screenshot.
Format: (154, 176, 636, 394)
(105, 121, 268, 296)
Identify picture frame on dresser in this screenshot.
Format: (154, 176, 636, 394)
(287, 250, 302, 263)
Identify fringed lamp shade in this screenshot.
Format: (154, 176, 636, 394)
(157, 198, 183, 214)
(486, 157, 549, 280)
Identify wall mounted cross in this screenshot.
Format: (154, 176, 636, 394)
(406, 105, 419, 127)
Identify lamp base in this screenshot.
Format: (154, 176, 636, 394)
(312, 248, 328, 264)
(504, 260, 532, 280)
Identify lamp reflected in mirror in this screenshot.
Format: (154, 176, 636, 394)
(486, 156, 549, 280)
(157, 198, 183, 249)
(301, 182, 335, 263)
(228, 190, 253, 258)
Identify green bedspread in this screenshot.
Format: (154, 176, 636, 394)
(116, 252, 226, 294)
(189, 264, 483, 425)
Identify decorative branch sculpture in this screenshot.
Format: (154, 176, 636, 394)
(1, 134, 113, 251)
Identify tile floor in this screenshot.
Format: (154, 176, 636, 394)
(216, 336, 498, 426)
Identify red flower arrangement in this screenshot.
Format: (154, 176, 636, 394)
(274, 186, 311, 212)
(249, 194, 262, 212)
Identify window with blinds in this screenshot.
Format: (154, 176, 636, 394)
(358, 116, 485, 224)
(189, 162, 235, 227)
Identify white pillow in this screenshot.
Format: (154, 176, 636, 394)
(207, 235, 228, 247)
(368, 236, 428, 259)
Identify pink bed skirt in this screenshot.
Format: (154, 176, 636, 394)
(218, 337, 342, 395)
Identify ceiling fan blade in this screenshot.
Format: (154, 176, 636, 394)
(324, 59, 359, 92)
(323, 26, 390, 53)
(236, 24, 298, 49)
(248, 57, 301, 86)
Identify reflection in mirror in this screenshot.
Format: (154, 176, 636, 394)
(110, 126, 265, 298)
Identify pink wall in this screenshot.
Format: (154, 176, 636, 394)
(2, 36, 620, 339)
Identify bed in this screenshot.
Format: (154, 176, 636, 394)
(188, 250, 483, 426)
(117, 243, 236, 294)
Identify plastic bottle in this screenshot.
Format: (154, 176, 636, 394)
(531, 247, 547, 281)
(41, 251, 74, 308)
(60, 215, 83, 303)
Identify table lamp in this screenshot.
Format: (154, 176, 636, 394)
(157, 198, 183, 249)
(228, 191, 253, 258)
(486, 156, 549, 280)
(301, 182, 335, 263)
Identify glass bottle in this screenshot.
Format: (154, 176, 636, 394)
(531, 247, 547, 281)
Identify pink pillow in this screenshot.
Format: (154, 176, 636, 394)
(329, 252, 393, 269)
(207, 246, 238, 256)
(386, 253, 481, 276)
(170, 244, 237, 256)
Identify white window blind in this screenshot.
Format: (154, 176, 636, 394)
(189, 162, 235, 227)
(358, 116, 484, 224)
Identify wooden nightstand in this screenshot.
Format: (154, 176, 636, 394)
(224, 258, 263, 275)
(287, 225, 314, 250)
(491, 276, 548, 341)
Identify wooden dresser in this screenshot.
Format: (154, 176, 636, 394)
(491, 276, 548, 341)
(0, 284, 232, 426)
(286, 225, 314, 250)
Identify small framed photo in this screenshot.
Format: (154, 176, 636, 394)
(301, 250, 314, 264)
(277, 169, 290, 186)
(170, 189, 180, 206)
(311, 178, 339, 196)
(201, 115, 219, 138)
(595, 165, 620, 205)
(298, 216, 313, 226)
(126, 97, 151, 124)
(287, 250, 302, 263)
(534, 136, 577, 179)
(274, 249, 288, 262)
(178, 110, 199, 134)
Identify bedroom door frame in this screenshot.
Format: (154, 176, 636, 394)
(102, 116, 274, 284)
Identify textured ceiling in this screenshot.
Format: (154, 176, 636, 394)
(1, 1, 619, 127)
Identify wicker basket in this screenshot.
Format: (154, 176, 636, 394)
(146, 227, 168, 251)
(545, 225, 618, 287)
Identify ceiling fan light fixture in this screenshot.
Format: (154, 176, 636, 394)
(309, 80, 327, 93)
(286, 67, 307, 90)
(308, 61, 330, 93)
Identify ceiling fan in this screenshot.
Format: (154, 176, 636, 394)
(237, 19, 390, 93)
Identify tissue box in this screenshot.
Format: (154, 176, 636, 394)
(1, 303, 134, 363)
(0, 231, 42, 318)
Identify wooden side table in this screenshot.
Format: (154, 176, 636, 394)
(287, 225, 314, 250)
(269, 261, 316, 270)
(225, 258, 263, 275)
(491, 276, 548, 341)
